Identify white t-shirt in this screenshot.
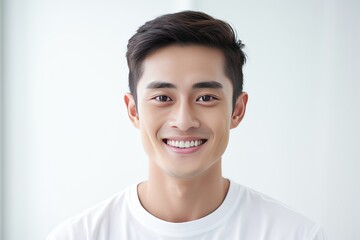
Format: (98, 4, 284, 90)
(47, 180, 325, 240)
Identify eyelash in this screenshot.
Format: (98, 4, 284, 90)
(154, 95, 172, 102)
(153, 95, 218, 103)
(197, 95, 217, 102)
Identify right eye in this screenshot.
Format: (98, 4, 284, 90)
(154, 95, 172, 102)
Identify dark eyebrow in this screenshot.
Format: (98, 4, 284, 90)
(146, 81, 223, 90)
(146, 81, 176, 89)
(192, 81, 223, 89)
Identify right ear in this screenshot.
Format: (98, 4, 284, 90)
(124, 93, 139, 128)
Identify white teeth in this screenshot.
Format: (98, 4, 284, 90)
(166, 139, 204, 148)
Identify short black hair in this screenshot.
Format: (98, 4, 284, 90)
(126, 11, 246, 109)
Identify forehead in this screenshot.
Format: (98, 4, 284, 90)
(137, 44, 231, 90)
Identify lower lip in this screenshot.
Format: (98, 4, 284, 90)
(165, 143, 204, 154)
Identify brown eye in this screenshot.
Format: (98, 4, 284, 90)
(197, 95, 214, 102)
(155, 95, 172, 102)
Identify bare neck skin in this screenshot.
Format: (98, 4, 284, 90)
(137, 160, 230, 223)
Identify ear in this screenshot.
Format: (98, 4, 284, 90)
(124, 93, 140, 128)
(230, 92, 248, 129)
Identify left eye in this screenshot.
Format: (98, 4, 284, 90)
(197, 95, 215, 102)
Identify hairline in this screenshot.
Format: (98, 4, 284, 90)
(134, 43, 237, 105)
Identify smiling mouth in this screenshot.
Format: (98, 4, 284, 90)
(163, 139, 207, 148)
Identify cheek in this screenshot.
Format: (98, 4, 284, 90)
(137, 105, 168, 150)
(138, 111, 162, 158)
(205, 104, 232, 129)
(205, 106, 232, 145)
(213, 119, 230, 143)
(139, 106, 168, 130)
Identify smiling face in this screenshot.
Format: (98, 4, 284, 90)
(125, 45, 247, 180)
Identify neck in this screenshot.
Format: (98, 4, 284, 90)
(137, 161, 230, 223)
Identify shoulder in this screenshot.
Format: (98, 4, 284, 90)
(230, 182, 325, 239)
(47, 185, 133, 240)
(239, 184, 313, 222)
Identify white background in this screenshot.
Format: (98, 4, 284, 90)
(2, 0, 360, 239)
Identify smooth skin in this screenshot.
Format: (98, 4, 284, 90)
(125, 44, 248, 223)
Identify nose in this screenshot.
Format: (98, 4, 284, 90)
(168, 101, 200, 131)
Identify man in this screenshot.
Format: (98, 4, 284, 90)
(47, 11, 325, 239)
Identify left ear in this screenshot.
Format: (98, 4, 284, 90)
(230, 92, 248, 129)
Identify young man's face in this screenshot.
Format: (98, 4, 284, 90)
(125, 44, 247, 180)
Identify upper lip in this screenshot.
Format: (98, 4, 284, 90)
(162, 136, 207, 141)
